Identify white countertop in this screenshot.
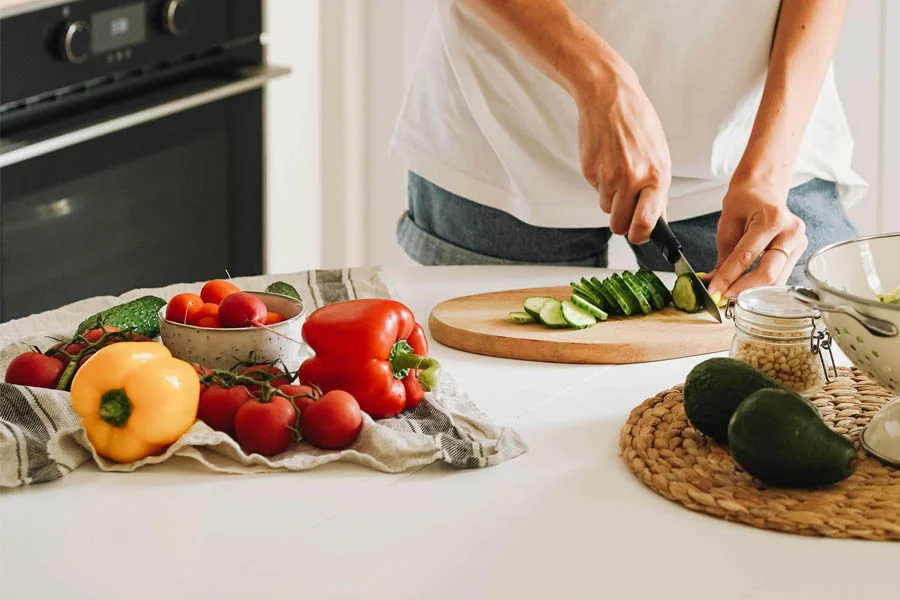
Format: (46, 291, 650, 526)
(0, 266, 895, 600)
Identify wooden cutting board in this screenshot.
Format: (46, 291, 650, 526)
(428, 286, 735, 364)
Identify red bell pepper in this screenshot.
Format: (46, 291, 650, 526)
(297, 299, 441, 418)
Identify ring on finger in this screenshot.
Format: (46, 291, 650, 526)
(766, 246, 791, 260)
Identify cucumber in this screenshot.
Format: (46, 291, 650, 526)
(538, 299, 569, 328)
(624, 270, 664, 311)
(509, 311, 535, 324)
(672, 273, 705, 313)
(582, 277, 614, 313)
(524, 296, 555, 319)
(618, 272, 652, 315)
(609, 275, 641, 316)
(76, 295, 167, 339)
(561, 300, 597, 329)
(265, 281, 301, 301)
(637, 269, 673, 305)
(570, 294, 608, 321)
(571, 280, 608, 312)
(591, 277, 621, 315)
(602, 277, 634, 316)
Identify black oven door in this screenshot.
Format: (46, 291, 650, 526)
(0, 66, 284, 322)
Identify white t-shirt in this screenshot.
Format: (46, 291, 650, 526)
(389, 0, 867, 228)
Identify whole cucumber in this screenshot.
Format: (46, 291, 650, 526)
(76, 295, 166, 339)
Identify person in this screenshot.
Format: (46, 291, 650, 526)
(389, 0, 866, 300)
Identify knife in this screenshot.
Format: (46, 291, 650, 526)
(649, 218, 723, 323)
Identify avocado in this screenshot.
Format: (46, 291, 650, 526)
(683, 357, 784, 443)
(728, 388, 857, 488)
(76, 295, 166, 339)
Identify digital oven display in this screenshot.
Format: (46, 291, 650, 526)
(90, 2, 147, 54)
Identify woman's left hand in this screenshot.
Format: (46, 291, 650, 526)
(707, 179, 808, 299)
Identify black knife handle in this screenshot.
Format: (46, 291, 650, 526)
(650, 218, 682, 265)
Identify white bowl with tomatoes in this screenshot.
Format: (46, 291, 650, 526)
(158, 279, 308, 371)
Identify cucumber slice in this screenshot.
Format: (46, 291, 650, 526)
(672, 273, 705, 313)
(637, 269, 673, 305)
(570, 294, 608, 321)
(538, 299, 570, 328)
(624, 270, 664, 311)
(602, 277, 634, 316)
(610, 274, 641, 315)
(591, 277, 621, 315)
(572, 280, 609, 312)
(509, 311, 535, 324)
(561, 300, 597, 329)
(524, 296, 555, 319)
(582, 277, 613, 313)
(617, 272, 652, 315)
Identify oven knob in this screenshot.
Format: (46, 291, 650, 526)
(60, 21, 91, 63)
(163, 0, 196, 37)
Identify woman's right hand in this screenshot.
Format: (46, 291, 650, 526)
(575, 64, 671, 244)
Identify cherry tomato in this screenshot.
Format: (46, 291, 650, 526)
(165, 293, 205, 324)
(300, 390, 363, 450)
(276, 384, 320, 412)
(234, 395, 297, 456)
(4, 352, 66, 389)
(200, 279, 241, 305)
(194, 316, 221, 328)
(219, 292, 267, 328)
(240, 364, 291, 393)
(263, 311, 285, 325)
(188, 302, 220, 325)
(198, 384, 255, 436)
(82, 326, 119, 343)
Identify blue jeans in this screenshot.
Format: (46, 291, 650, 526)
(396, 173, 858, 284)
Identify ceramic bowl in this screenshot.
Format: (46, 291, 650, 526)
(158, 291, 309, 371)
(790, 233, 900, 464)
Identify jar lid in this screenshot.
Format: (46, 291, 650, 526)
(736, 285, 817, 320)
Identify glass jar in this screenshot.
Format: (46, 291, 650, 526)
(726, 286, 834, 397)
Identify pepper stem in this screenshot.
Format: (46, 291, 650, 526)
(389, 341, 441, 392)
(99, 390, 132, 427)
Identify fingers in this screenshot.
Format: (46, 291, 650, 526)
(628, 185, 666, 244)
(707, 218, 776, 297)
(725, 232, 808, 297)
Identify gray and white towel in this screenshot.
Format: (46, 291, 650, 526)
(0, 268, 527, 487)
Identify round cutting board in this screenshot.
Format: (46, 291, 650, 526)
(428, 286, 735, 364)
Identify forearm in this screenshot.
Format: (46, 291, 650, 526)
(455, 0, 630, 104)
(734, 0, 848, 194)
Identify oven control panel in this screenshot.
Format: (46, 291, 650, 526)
(1, 0, 262, 107)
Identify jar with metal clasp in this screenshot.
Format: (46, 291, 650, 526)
(725, 285, 836, 397)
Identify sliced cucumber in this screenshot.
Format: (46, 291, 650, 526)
(672, 273, 705, 313)
(602, 277, 634, 316)
(509, 311, 535, 324)
(561, 300, 597, 329)
(570, 282, 603, 309)
(538, 299, 570, 328)
(618, 272, 652, 315)
(624, 270, 664, 311)
(637, 269, 673, 305)
(570, 294, 608, 321)
(524, 296, 555, 319)
(582, 277, 613, 313)
(591, 277, 621, 315)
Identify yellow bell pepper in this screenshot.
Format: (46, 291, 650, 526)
(70, 342, 200, 463)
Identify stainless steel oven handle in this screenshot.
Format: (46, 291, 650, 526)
(0, 65, 289, 169)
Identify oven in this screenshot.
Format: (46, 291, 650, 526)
(0, 0, 285, 321)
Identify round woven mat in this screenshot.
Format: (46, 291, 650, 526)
(619, 367, 900, 541)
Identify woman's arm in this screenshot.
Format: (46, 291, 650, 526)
(457, 0, 671, 244)
(708, 0, 849, 297)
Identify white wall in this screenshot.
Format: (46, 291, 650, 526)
(265, 0, 896, 272)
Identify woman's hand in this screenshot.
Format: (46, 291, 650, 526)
(707, 178, 808, 299)
(576, 67, 671, 244)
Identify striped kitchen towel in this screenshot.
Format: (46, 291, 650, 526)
(0, 268, 526, 487)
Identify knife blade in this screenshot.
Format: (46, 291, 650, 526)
(649, 218, 723, 323)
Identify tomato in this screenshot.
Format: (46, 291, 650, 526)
(219, 292, 267, 328)
(200, 279, 241, 305)
(240, 364, 291, 392)
(83, 326, 119, 343)
(188, 303, 219, 326)
(234, 396, 297, 456)
(192, 364, 212, 395)
(276, 384, 320, 412)
(194, 316, 221, 328)
(263, 311, 285, 325)
(4, 352, 66, 389)
(165, 293, 205, 324)
(198, 384, 255, 436)
(300, 390, 363, 450)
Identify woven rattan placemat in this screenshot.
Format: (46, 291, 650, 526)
(619, 367, 900, 541)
